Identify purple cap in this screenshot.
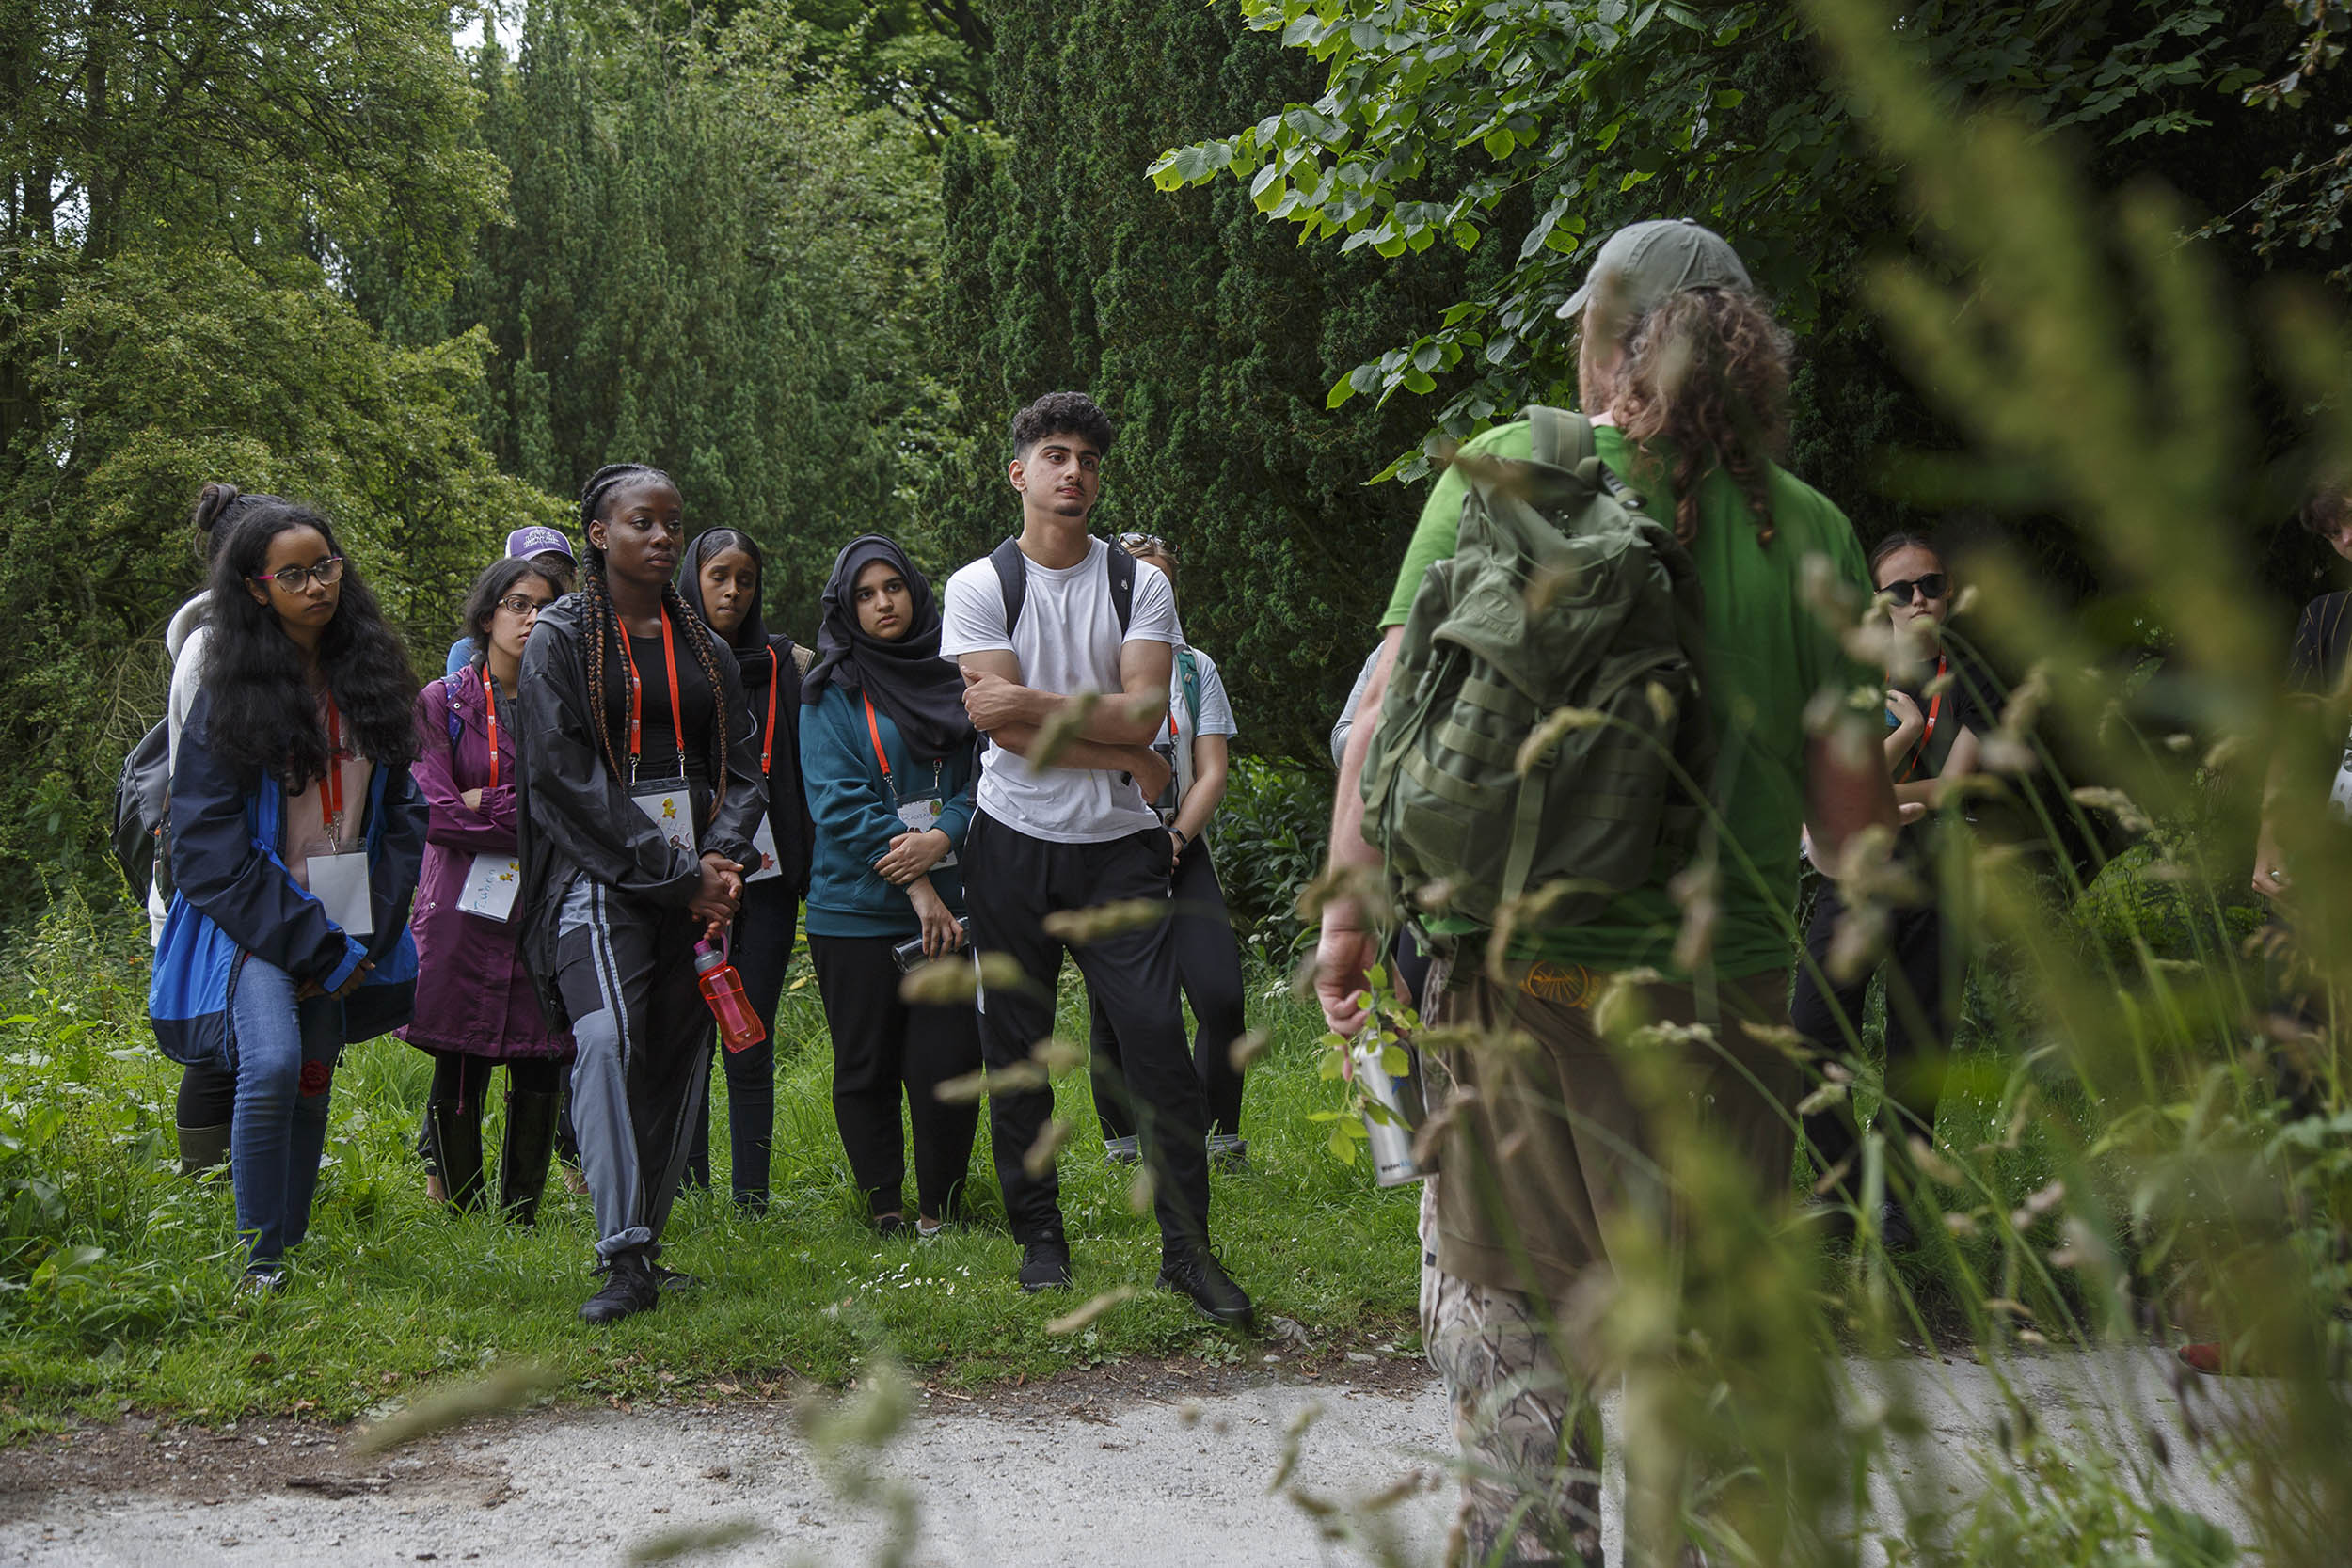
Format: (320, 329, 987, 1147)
(505, 525, 574, 562)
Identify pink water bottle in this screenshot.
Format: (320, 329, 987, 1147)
(694, 941, 767, 1053)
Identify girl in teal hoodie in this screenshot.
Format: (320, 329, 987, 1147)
(801, 536, 982, 1237)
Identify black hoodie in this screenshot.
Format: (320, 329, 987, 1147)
(511, 593, 769, 1026)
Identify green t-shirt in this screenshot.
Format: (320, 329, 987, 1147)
(1380, 418, 1875, 980)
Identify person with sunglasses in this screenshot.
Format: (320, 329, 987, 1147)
(1792, 531, 1990, 1249)
(1089, 533, 1251, 1166)
(402, 558, 575, 1224)
(152, 500, 425, 1291)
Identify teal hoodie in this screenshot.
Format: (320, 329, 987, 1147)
(802, 684, 977, 938)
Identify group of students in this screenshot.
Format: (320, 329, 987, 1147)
(146, 395, 1259, 1329)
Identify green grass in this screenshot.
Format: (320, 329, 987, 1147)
(0, 896, 1418, 1433)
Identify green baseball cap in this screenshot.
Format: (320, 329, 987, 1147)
(1556, 217, 1752, 321)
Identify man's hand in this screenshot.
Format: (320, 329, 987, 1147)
(691, 852, 745, 940)
(462, 786, 485, 811)
(1316, 912, 1383, 1036)
(1166, 829, 1185, 867)
(961, 669, 1037, 734)
(876, 829, 952, 886)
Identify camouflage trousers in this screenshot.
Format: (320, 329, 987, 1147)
(1420, 1180, 1604, 1568)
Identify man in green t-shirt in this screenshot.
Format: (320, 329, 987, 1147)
(1318, 219, 1899, 1565)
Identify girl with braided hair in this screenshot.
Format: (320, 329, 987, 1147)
(513, 464, 769, 1324)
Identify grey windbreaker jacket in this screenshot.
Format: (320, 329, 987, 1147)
(513, 594, 769, 1027)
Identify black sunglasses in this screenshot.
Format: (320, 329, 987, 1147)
(1880, 573, 1947, 606)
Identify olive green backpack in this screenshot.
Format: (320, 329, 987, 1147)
(1361, 405, 1715, 942)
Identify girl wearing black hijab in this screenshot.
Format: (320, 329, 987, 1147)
(678, 527, 813, 1214)
(801, 536, 982, 1237)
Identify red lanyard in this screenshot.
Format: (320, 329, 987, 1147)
(616, 607, 686, 777)
(760, 663, 778, 779)
(863, 692, 893, 783)
(480, 667, 501, 792)
(321, 697, 346, 839)
(1898, 656, 1948, 783)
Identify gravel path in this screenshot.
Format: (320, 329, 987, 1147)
(0, 1348, 2255, 1566)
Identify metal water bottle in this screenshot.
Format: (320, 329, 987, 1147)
(694, 941, 766, 1053)
(1355, 1039, 1429, 1187)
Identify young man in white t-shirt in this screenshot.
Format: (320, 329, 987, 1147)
(939, 391, 1253, 1327)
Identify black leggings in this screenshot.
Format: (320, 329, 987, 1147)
(177, 1060, 238, 1126)
(1790, 878, 1953, 1202)
(1089, 840, 1249, 1138)
(428, 1052, 564, 1107)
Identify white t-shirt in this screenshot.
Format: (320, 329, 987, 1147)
(940, 538, 1181, 843)
(1160, 646, 1236, 821)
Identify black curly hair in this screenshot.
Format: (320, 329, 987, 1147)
(204, 500, 419, 790)
(574, 464, 734, 815)
(1009, 391, 1115, 460)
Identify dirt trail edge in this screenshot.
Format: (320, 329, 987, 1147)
(0, 1348, 2256, 1566)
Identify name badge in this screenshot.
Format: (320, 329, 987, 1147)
(897, 797, 956, 868)
(308, 851, 373, 936)
(632, 778, 696, 858)
(457, 852, 522, 922)
(744, 816, 782, 884)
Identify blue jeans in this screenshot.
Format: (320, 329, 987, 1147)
(229, 958, 343, 1269)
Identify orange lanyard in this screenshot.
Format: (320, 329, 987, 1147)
(863, 692, 893, 784)
(616, 607, 686, 779)
(480, 668, 501, 792)
(1898, 657, 1947, 783)
(760, 660, 779, 779)
(321, 697, 346, 840)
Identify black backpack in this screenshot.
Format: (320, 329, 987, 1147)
(112, 717, 173, 903)
(991, 536, 1136, 637)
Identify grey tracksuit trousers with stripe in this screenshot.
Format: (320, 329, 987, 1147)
(554, 878, 714, 1261)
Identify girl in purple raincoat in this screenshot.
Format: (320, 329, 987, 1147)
(405, 557, 575, 1220)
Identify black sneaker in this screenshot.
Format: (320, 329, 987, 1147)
(580, 1250, 660, 1324)
(1159, 1246, 1254, 1329)
(1017, 1241, 1073, 1292)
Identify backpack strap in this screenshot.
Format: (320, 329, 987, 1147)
(1176, 647, 1200, 731)
(991, 536, 1028, 638)
(1107, 542, 1136, 637)
(440, 670, 467, 749)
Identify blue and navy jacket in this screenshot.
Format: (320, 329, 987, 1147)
(148, 689, 428, 1067)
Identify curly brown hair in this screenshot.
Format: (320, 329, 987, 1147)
(1606, 287, 1794, 546)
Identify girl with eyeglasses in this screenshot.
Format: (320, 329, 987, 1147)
(1792, 532, 1988, 1249)
(1094, 535, 1251, 1165)
(513, 465, 767, 1324)
(676, 527, 815, 1214)
(152, 500, 426, 1292)
(402, 558, 575, 1224)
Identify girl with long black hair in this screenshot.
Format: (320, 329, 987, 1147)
(802, 535, 983, 1237)
(514, 465, 768, 1324)
(404, 558, 574, 1222)
(154, 500, 425, 1291)
(676, 528, 813, 1213)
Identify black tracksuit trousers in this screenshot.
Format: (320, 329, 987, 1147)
(1790, 877, 1952, 1201)
(1089, 839, 1248, 1139)
(552, 878, 714, 1261)
(808, 932, 982, 1221)
(964, 810, 1212, 1254)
